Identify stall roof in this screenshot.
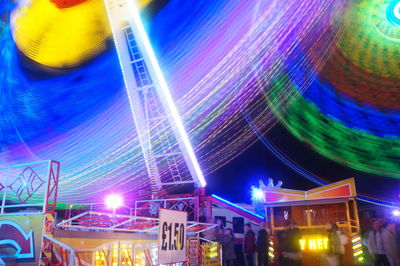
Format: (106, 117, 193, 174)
(261, 178, 357, 206)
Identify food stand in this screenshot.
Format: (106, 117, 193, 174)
(258, 178, 363, 265)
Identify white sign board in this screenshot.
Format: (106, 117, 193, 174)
(158, 209, 187, 264)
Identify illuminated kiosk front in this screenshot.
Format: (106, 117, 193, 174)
(260, 178, 363, 265)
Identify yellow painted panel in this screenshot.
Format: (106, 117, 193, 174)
(11, 0, 152, 68)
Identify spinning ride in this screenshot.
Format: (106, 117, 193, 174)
(1, 0, 350, 202)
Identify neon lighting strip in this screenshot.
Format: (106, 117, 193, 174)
(0, 160, 51, 170)
(125, 0, 206, 187)
(357, 195, 400, 208)
(212, 194, 264, 219)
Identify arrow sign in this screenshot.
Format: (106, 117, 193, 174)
(0, 221, 34, 259)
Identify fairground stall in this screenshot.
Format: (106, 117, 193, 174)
(58, 192, 263, 265)
(255, 178, 363, 265)
(0, 160, 265, 265)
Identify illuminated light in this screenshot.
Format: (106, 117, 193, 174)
(352, 233, 364, 262)
(105, 194, 124, 210)
(299, 239, 306, 250)
(284, 210, 289, 220)
(309, 239, 317, 250)
(112, 0, 207, 188)
(212, 194, 265, 219)
(299, 237, 329, 251)
(387, 1, 400, 26)
(251, 187, 265, 202)
(324, 238, 329, 249)
(394, 2, 400, 19)
(268, 239, 275, 262)
(392, 209, 400, 216)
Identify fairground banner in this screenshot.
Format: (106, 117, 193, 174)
(0, 214, 44, 265)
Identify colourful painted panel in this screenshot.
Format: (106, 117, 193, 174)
(307, 184, 352, 200)
(264, 191, 306, 203)
(0, 214, 44, 265)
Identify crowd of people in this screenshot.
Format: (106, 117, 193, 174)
(212, 219, 304, 266)
(364, 219, 400, 266)
(210, 217, 400, 266)
(210, 219, 270, 266)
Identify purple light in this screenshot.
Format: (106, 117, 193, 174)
(105, 193, 124, 210)
(392, 209, 400, 217)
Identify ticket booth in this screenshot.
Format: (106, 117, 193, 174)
(258, 178, 363, 265)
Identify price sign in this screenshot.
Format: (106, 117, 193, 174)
(158, 209, 187, 264)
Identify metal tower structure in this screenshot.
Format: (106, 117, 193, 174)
(103, 0, 206, 194)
